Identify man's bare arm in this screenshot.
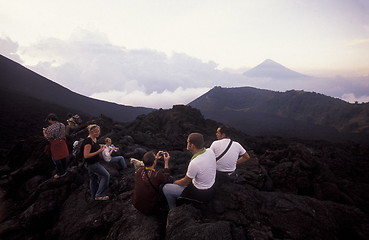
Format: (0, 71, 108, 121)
(174, 175, 192, 186)
(237, 152, 250, 165)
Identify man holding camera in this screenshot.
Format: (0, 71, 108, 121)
(132, 150, 171, 215)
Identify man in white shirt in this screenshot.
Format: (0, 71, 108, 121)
(163, 133, 216, 209)
(210, 125, 250, 182)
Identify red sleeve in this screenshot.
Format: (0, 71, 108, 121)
(155, 168, 170, 184)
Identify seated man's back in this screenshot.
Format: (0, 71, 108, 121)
(210, 126, 250, 181)
(132, 151, 171, 215)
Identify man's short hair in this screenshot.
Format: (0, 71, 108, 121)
(142, 151, 156, 166)
(45, 113, 58, 122)
(188, 133, 204, 149)
(218, 125, 231, 137)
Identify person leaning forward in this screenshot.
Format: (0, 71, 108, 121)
(132, 151, 171, 215)
(163, 133, 216, 209)
(210, 125, 250, 183)
(43, 113, 69, 179)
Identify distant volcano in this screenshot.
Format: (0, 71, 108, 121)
(243, 59, 310, 79)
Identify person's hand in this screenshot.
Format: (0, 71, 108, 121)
(98, 145, 106, 153)
(156, 151, 164, 159)
(156, 151, 169, 160)
(162, 151, 170, 161)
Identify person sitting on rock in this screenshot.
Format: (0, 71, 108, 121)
(83, 124, 110, 201)
(163, 133, 216, 209)
(43, 113, 69, 179)
(132, 151, 171, 215)
(210, 125, 250, 183)
(102, 138, 127, 173)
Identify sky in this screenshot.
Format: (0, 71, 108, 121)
(1, 0, 369, 108)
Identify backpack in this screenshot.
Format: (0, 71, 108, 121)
(72, 138, 85, 162)
(72, 114, 83, 124)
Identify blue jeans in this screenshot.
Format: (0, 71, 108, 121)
(162, 183, 186, 209)
(111, 156, 127, 169)
(53, 157, 67, 176)
(88, 162, 110, 198)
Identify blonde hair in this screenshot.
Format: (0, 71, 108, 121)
(87, 124, 100, 133)
(105, 137, 112, 143)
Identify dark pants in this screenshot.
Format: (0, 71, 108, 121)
(179, 181, 216, 203)
(216, 170, 245, 186)
(53, 157, 68, 176)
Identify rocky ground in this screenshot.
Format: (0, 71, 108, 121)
(0, 105, 368, 239)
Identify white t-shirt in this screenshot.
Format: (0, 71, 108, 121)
(102, 147, 112, 162)
(186, 148, 216, 189)
(210, 138, 246, 172)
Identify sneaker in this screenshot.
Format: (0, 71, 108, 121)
(54, 172, 67, 179)
(95, 196, 109, 201)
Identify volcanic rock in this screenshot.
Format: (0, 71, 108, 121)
(0, 105, 368, 239)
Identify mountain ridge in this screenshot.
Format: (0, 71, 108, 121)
(0, 54, 154, 122)
(0, 54, 154, 150)
(2, 54, 368, 145)
(189, 86, 369, 144)
(243, 59, 310, 79)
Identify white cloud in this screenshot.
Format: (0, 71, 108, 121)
(90, 87, 211, 109)
(13, 29, 238, 98)
(341, 93, 369, 103)
(0, 36, 23, 63)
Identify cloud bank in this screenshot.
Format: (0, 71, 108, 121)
(1, 31, 368, 108)
(91, 87, 211, 109)
(7, 30, 240, 108)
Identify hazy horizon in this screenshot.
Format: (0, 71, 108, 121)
(1, 0, 368, 108)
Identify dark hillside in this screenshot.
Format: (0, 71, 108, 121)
(0, 54, 154, 123)
(0, 105, 368, 239)
(189, 86, 369, 144)
(0, 87, 91, 151)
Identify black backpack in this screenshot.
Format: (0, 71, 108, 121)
(72, 138, 85, 162)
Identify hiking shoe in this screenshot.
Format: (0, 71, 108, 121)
(54, 172, 67, 179)
(95, 196, 109, 201)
